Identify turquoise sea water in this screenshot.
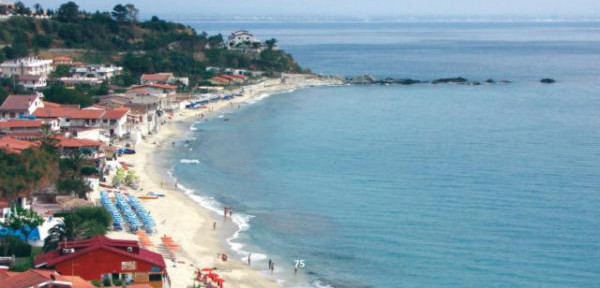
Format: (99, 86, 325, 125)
(171, 21, 600, 287)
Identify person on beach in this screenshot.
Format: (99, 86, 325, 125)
(271, 262, 275, 273)
(248, 253, 251, 266)
(213, 221, 216, 230)
(223, 207, 228, 219)
(294, 267, 298, 275)
(229, 208, 233, 218)
(268, 259, 272, 270)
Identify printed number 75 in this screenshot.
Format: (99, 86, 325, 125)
(294, 259, 305, 268)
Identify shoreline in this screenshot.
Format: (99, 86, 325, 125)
(108, 75, 343, 288)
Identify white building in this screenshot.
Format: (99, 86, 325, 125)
(70, 65, 123, 80)
(17, 74, 47, 89)
(227, 30, 263, 50)
(0, 57, 53, 78)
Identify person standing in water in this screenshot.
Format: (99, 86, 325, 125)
(247, 253, 251, 266)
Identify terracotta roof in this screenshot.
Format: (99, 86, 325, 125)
(35, 236, 166, 270)
(34, 107, 105, 120)
(0, 119, 44, 128)
(102, 107, 129, 120)
(0, 269, 94, 288)
(55, 136, 102, 148)
(17, 74, 43, 81)
(0, 94, 39, 112)
(148, 83, 176, 90)
(141, 73, 172, 82)
(0, 136, 38, 153)
(210, 76, 230, 83)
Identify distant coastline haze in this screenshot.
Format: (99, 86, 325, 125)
(21, 0, 600, 18)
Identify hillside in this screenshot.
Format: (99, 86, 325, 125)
(0, 2, 304, 84)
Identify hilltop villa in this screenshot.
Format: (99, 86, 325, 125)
(227, 30, 263, 51)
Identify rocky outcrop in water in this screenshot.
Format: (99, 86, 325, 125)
(345, 75, 513, 86)
(540, 78, 556, 84)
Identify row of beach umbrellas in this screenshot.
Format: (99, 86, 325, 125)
(196, 267, 225, 288)
(115, 193, 141, 232)
(100, 191, 123, 230)
(128, 194, 156, 233)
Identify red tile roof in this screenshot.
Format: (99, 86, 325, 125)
(34, 107, 105, 120)
(17, 74, 43, 81)
(0, 136, 38, 153)
(35, 236, 166, 270)
(147, 83, 177, 90)
(0, 269, 94, 288)
(102, 107, 129, 120)
(0, 94, 39, 112)
(43, 101, 79, 109)
(210, 76, 230, 83)
(55, 136, 102, 148)
(0, 119, 44, 128)
(141, 73, 172, 82)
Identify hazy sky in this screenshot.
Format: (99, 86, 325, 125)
(22, 0, 600, 17)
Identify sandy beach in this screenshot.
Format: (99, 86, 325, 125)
(100, 75, 342, 288)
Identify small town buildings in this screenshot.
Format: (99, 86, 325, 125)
(33, 104, 130, 141)
(0, 268, 95, 288)
(0, 93, 44, 119)
(0, 57, 53, 78)
(70, 65, 122, 80)
(140, 73, 188, 86)
(59, 76, 103, 86)
(34, 236, 168, 288)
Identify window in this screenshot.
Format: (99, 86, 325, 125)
(121, 261, 137, 270)
(149, 274, 162, 281)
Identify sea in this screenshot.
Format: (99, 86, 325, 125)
(167, 19, 600, 288)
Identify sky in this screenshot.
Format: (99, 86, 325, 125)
(21, 0, 600, 18)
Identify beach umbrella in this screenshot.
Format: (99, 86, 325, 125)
(201, 267, 214, 271)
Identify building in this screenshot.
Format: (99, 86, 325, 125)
(17, 74, 48, 89)
(70, 65, 122, 80)
(0, 93, 44, 119)
(33, 105, 130, 140)
(0, 119, 58, 136)
(0, 135, 38, 153)
(140, 73, 189, 86)
(226, 30, 262, 50)
(0, 268, 95, 288)
(59, 76, 103, 86)
(0, 57, 53, 78)
(34, 236, 168, 288)
(52, 56, 73, 66)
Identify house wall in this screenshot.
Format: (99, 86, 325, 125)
(53, 248, 164, 282)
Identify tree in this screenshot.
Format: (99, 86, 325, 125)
(33, 3, 43, 15)
(208, 34, 224, 48)
(111, 4, 127, 22)
(124, 4, 139, 22)
(5, 206, 44, 242)
(56, 1, 79, 22)
(265, 38, 277, 50)
(43, 207, 111, 252)
(13, 1, 31, 15)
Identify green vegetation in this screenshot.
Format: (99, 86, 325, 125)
(42, 83, 108, 107)
(0, 129, 96, 203)
(0, 142, 60, 204)
(0, 1, 304, 86)
(43, 206, 111, 252)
